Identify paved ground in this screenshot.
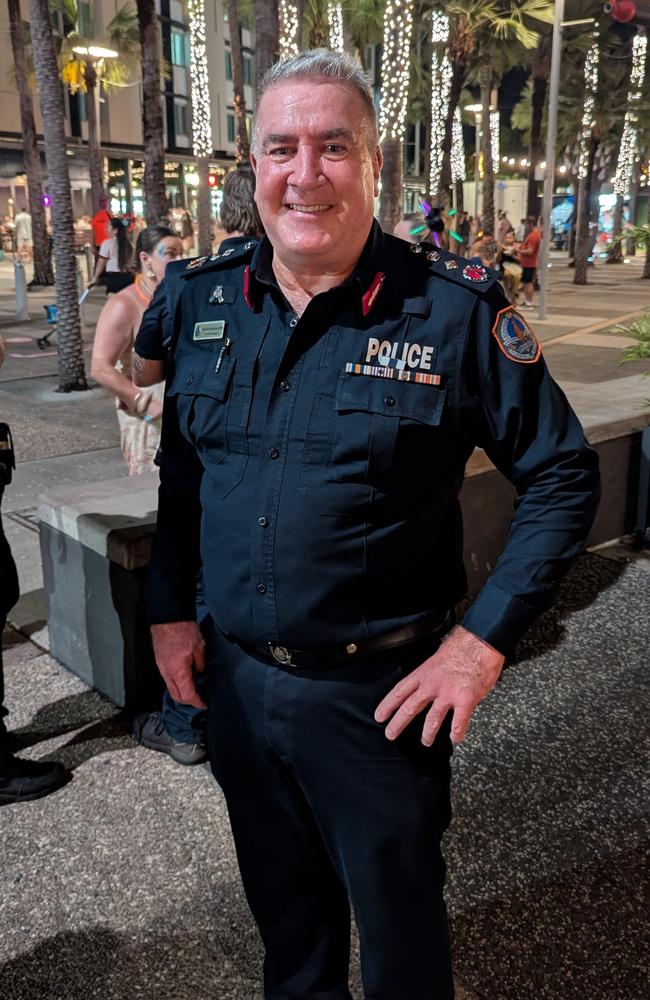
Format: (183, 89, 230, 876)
(0, 249, 649, 998)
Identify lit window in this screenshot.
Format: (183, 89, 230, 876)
(227, 113, 235, 143)
(225, 51, 232, 81)
(171, 29, 189, 67)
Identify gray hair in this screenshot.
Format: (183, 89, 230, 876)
(254, 49, 379, 152)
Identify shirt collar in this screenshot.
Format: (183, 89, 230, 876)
(247, 219, 387, 313)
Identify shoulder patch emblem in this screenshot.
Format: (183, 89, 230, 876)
(463, 264, 489, 283)
(492, 306, 541, 364)
(185, 256, 208, 270)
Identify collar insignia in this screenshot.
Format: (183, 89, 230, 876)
(410, 242, 424, 254)
(221, 248, 236, 256)
(444, 259, 458, 270)
(243, 265, 253, 309)
(361, 271, 385, 317)
(427, 251, 441, 262)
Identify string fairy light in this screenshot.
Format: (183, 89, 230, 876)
(490, 111, 500, 171)
(428, 12, 452, 195)
(328, 2, 344, 53)
(614, 32, 647, 197)
(187, 0, 212, 158)
(451, 106, 465, 183)
(577, 33, 600, 180)
(378, 0, 414, 141)
(279, 0, 299, 59)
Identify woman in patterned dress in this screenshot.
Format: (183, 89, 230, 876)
(90, 225, 183, 475)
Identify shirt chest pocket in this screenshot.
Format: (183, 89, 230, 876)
(330, 371, 447, 485)
(168, 355, 247, 497)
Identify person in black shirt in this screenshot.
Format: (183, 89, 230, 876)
(134, 51, 599, 1000)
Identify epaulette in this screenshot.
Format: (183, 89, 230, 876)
(179, 239, 258, 279)
(409, 242, 500, 294)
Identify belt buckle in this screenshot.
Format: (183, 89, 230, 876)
(268, 643, 294, 667)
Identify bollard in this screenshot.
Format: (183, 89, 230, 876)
(14, 259, 29, 321)
(84, 243, 94, 284)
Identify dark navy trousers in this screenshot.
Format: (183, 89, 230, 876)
(205, 619, 455, 1000)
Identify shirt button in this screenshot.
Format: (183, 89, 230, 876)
(268, 447, 280, 459)
(384, 395, 395, 407)
(256, 582, 267, 594)
(258, 516, 268, 527)
(280, 381, 290, 392)
(289, 316, 298, 328)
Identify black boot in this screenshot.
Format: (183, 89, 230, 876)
(0, 744, 70, 804)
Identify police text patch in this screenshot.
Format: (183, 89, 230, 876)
(193, 320, 226, 341)
(491, 307, 541, 364)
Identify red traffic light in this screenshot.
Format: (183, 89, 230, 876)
(208, 173, 218, 187)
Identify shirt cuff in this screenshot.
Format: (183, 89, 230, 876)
(461, 582, 542, 658)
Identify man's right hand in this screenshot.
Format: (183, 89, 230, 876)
(150, 621, 207, 709)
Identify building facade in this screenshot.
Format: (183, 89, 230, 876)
(0, 0, 255, 220)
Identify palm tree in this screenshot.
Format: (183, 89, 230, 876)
(7, 0, 54, 286)
(29, 0, 86, 391)
(255, 0, 279, 89)
(344, 0, 384, 69)
(136, 0, 167, 223)
(378, 0, 415, 232)
(227, 0, 251, 162)
(52, 0, 140, 213)
(187, 0, 214, 255)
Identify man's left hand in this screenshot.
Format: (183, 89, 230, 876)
(374, 625, 505, 745)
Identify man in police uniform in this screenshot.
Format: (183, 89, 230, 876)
(135, 51, 600, 1000)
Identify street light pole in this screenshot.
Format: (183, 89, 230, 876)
(538, 0, 565, 320)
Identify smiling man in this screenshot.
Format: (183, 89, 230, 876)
(135, 50, 600, 1000)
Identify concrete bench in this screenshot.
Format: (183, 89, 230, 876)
(37, 414, 647, 708)
(38, 473, 163, 710)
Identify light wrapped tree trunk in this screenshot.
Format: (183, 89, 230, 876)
(29, 0, 86, 391)
(227, 0, 251, 163)
(196, 157, 212, 256)
(137, 0, 168, 223)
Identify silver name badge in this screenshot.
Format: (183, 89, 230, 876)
(193, 320, 226, 341)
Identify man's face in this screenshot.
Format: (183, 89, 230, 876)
(251, 79, 382, 271)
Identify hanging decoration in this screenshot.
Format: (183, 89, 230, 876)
(428, 12, 452, 195)
(378, 0, 414, 141)
(187, 0, 212, 159)
(279, 0, 300, 59)
(328, 2, 344, 53)
(614, 32, 647, 197)
(577, 34, 600, 180)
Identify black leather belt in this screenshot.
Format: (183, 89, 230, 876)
(244, 610, 454, 669)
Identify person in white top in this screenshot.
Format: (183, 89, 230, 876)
(92, 217, 134, 294)
(13, 210, 32, 262)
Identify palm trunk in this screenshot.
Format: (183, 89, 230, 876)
(434, 58, 465, 208)
(526, 73, 546, 219)
(196, 156, 212, 256)
(137, 0, 168, 223)
(643, 239, 650, 279)
(573, 139, 597, 286)
(479, 72, 494, 234)
(8, 0, 53, 286)
(84, 63, 105, 212)
(454, 179, 464, 214)
(29, 0, 86, 391)
(255, 0, 279, 91)
(379, 137, 403, 233)
(227, 0, 250, 163)
(606, 194, 624, 264)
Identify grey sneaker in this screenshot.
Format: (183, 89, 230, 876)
(132, 711, 207, 766)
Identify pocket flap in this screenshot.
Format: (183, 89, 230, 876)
(335, 370, 445, 426)
(168, 355, 235, 401)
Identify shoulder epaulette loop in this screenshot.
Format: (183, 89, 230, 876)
(180, 240, 258, 279)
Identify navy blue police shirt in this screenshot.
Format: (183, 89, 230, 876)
(136, 221, 600, 658)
